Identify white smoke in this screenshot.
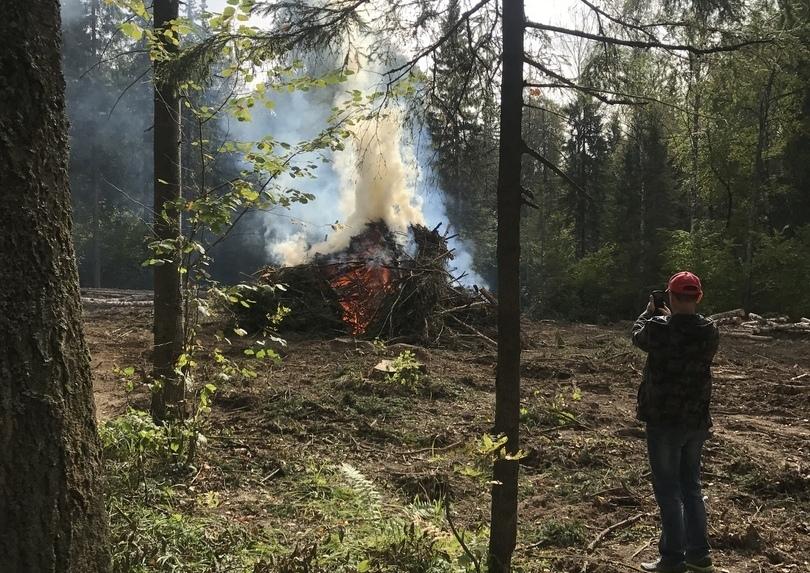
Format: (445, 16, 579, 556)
(60, 0, 85, 24)
(235, 41, 485, 285)
(271, 53, 426, 264)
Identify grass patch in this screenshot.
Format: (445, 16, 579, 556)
(534, 519, 587, 548)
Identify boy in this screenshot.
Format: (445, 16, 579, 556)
(632, 271, 720, 573)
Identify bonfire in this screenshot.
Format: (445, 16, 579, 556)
(233, 222, 497, 347)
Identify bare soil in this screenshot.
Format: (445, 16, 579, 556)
(84, 298, 810, 573)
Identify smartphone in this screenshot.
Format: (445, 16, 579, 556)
(652, 290, 668, 310)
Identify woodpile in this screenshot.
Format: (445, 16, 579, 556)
(709, 309, 810, 340)
(80, 288, 153, 307)
(231, 222, 496, 347)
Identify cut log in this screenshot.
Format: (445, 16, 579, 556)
(722, 331, 774, 342)
(708, 308, 746, 321)
(753, 323, 810, 338)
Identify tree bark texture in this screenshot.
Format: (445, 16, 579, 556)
(151, 0, 186, 421)
(0, 2, 111, 571)
(488, 0, 524, 571)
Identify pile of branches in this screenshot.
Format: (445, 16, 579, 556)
(709, 309, 810, 340)
(371, 224, 497, 346)
(237, 265, 347, 334)
(234, 223, 496, 347)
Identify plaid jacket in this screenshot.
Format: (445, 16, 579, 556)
(631, 310, 720, 429)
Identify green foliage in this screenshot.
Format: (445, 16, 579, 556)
(108, 499, 273, 573)
(750, 226, 810, 318)
(262, 464, 487, 572)
(384, 351, 425, 389)
(521, 390, 580, 429)
(535, 519, 587, 548)
(100, 409, 207, 477)
(569, 243, 635, 320)
(662, 224, 743, 314)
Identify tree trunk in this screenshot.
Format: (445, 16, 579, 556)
(488, 0, 524, 571)
(688, 52, 702, 232)
(151, 0, 186, 421)
(0, 2, 111, 570)
(91, 0, 102, 288)
(744, 69, 776, 311)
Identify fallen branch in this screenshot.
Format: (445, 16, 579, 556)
(396, 440, 465, 456)
(587, 512, 647, 553)
(445, 500, 481, 573)
(447, 314, 498, 347)
(722, 332, 774, 342)
(630, 537, 654, 559)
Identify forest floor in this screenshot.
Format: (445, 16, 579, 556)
(84, 296, 809, 573)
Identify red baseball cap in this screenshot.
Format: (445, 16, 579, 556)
(668, 271, 703, 296)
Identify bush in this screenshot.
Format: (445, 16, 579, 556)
(663, 224, 743, 314)
(751, 225, 810, 317)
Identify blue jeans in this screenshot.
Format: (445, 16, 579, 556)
(646, 425, 711, 566)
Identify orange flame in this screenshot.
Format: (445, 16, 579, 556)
(327, 263, 394, 334)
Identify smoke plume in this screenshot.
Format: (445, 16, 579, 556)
(260, 48, 485, 285)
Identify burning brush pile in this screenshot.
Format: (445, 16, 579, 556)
(233, 222, 496, 346)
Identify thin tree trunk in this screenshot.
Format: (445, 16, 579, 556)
(0, 1, 111, 570)
(152, 0, 186, 421)
(688, 53, 702, 232)
(638, 132, 647, 281)
(91, 0, 102, 288)
(488, 0, 524, 571)
(744, 69, 776, 310)
(92, 143, 102, 287)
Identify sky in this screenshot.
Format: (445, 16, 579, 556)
(206, 0, 584, 30)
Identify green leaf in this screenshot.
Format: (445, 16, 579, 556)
(120, 21, 143, 40)
(123, 366, 136, 377)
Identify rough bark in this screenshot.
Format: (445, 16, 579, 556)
(488, 0, 524, 571)
(0, 1, 111, 571)
(151, 0, 187, 421)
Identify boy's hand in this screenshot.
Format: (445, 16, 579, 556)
(646, 296, 671, 316)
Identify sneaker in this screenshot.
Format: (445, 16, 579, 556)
(640, 559, 687, 573)
(686, 556, 714, 573)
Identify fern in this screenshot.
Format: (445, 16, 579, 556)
(404, 501, 453, 546)
(339, 463, 382, 517)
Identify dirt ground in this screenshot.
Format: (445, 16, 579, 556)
(84, 296, 809, 573)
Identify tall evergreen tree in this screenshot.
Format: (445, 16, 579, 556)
(563, 95, 610, 258)
(0, 1, 111, 569)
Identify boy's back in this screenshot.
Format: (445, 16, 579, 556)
(632, 312, 720, 429)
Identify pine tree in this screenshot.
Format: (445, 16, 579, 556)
(0, 1, 111, 569)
